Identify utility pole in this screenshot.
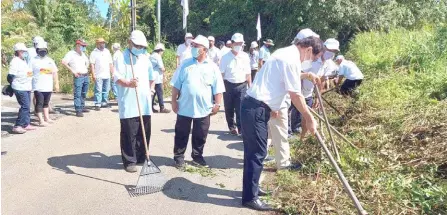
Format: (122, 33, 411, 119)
(157, 0, 161, 42)
(130, 0, 136, 31)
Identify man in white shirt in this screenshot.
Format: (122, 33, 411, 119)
(335, 55, 364, 96)
(220, 40, 232, 57)
(176, 33, 194, 67)
(240, 36, 323, 211)
(249, 41, 259, 81)
(207, 36, 220, 64)
(258, 39, 274, 68)
(220, 33, 251, 135)
(150, 43, 171, 113)
(90, 38, 114, 110)
(61, 39, 91, 117)
(111, 43, 122, 98)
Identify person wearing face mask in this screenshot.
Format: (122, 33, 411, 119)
(113, 30, 155, 173)
(219, 33, 251, 136)
(176, 33, 194, 67)
(320, 38, 340, 90)
(31, 41, 60, 127)
(249, 41, 260, 81)
(171, 35, 225, 169)
(240, 36, 324, 211)
(335, 55, 364, 96)
(27, 36, 44, 66)
(258, 39, 274, 69)
(8, 43, 35, 134)
(61, 39, 91, 117)
(89, 38, 114, 110)
(207, 36, 220, 65)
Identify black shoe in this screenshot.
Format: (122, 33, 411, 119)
(124, 165, 137, 173)
(258, 188, 270, 196)
(279, 163, 302, 171)
(192, 157, 209, 167)
(76, 112, 84, 117)
(95, 106, 101, 111)
(174, 157, 186, 169)
(152, 108, 159, 113)
(242, 199, 273, 211)
(101, 104, 110, 108)
(82, 109, 90, 113)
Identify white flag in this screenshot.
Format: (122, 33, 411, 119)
(256, 13, 261, 41)
(181, 0, 189, 29)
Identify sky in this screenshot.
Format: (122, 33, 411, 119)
(94, 0, 110, 18)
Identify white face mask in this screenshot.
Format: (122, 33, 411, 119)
(186, 39, 192, 46)
(323, 51, 335, 60)
(232, 45, 242, 52)
(301, 48, 313, 71)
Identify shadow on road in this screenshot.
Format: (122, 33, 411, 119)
(163, 177, 242, 208)
(160, 129, 242, 142)
(206, 155, 243, 169)
(1, 111, 40, 135)
(226, 142, 244, 151)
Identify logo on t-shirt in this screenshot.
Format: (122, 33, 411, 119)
(39, 68, 52, 75)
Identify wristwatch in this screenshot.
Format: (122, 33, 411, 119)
(214, 103, 222, 107)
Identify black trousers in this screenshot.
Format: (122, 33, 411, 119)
(340, 79, 362, 96)
(120, 115, 151, 167)
(174, 114, 210, 160)
(251, 69, 258, 82)
(152, 83, 165, 109)
(34, 91, 52, 113)
(240, 96, 271, 203)
(223, 80, 247, 132)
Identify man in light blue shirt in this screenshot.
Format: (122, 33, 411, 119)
(171, 35, 225, 168)
(114, 30, 155, 173)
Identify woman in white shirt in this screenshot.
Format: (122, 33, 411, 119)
(31, 41, 59, 126)
(8, 43, 35, 134)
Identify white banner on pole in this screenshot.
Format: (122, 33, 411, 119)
(181, 0, 189, 29)
(256, 13, 261, 41)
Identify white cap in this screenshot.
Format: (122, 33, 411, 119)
(32, 36, 44, 44)
(335, 55, 345, 60)
(294, 28, 320, 40)
(35, 41, 48, 49)
(250, 41, 258, 48)
(13, 43, 27, 51)
(324, 38, 340, 51)
(112, 43, 121, 49)
(130, 30, 148, 47)
(226, 40, 232, 45)
(154, 43, 165, 51)
(207, 36, 215, 41)
(185, 33, 193, 38)
(231, 33, 244, 43)
(191, 35, 209, 49)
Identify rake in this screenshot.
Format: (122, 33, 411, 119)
(128, 52, 167, 195)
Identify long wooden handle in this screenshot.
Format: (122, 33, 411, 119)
(128, 53, 150, 160)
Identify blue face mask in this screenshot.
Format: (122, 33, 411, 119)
(191, 47, 200, 58)
(80, 46, 86, 52)
(131, 47, 145, 56)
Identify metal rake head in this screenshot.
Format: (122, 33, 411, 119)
(131, 159, 166, 196)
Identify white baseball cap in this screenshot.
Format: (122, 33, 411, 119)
(192, 35, 209, 49)
(335, 55, 345, 61)
(324, 38, 340, 51)
(294, 28, 320, 41)
(112, 43, 121, 49)
(207, 36, 215, 41)
(35, 41, 48, 49)
(226, 40, 232, 45)
(250, 41, 258, 48)
(231, 33, 244, 43)
(13, 43, 27, 51)
(130, 30, 148, 47)
(185, 33, 193, 38)
(32, 36, 44, 44)
(154, 43, 165, 51)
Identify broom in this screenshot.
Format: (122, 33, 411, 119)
(128, 52, 166, 195)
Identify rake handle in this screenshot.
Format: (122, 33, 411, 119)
(129, 52, 150, 160)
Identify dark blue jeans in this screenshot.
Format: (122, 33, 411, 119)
(14, 90, 31, 127)
(74, 75, 90, 112)
(223, 80, 247, 132)
(152, 83, 165, 109)
(289, 96, 313, 134)
(240, 96, 271, 203)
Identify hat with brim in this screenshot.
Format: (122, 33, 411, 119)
(13, 43, 27, 52)
(96, 38, 106, 43)
(263, 39, 274, 46)
(335, 55, 344, 61)
(130, 30, 148, 47)
(36, 41, 48, 49)
(76, 39, 87, 46)
(192, 35, 209, 49)
(250, 41, 258, 48)
(324, 38, 340, 51)
(154, 43, 165, 51)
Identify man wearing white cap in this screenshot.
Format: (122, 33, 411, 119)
(240, 35, 323, 211)
(8, 43, 35, 134)
(150, 43, 170, 113)
(171, 35, 225, 168)
(111, 43, 122, 98)
(114, 30, 155, 173)
(90, 38, 114, 110)
(249, 41, 259, 81)
(207, 36, 220, 64)
(258, 39, 274, 68)
(220, 33, 251, 136)
(176, 33, 194, 67)
(335, 55, 364, 96)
